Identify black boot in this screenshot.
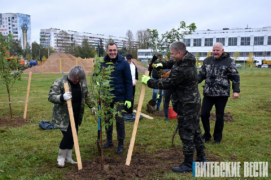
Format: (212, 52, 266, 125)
(196, 150, 207, 162)
(103, 133, 114, 148)
(172, 155, 193, 173)
(115, 139, 124, 154)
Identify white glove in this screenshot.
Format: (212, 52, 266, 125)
(91, 107, 96, 114)
(63, 92, 72, 101)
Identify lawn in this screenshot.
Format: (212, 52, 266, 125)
(0, 68, 271, 179)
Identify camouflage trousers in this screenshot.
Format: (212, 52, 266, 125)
(177, 103, 205, 156)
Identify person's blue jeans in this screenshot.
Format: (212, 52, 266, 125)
(152, 78, 163, 109)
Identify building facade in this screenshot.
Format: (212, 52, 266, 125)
(40, 28, 137, 52)
(138, 26, 271, 62)
(0, 13, 31, 49)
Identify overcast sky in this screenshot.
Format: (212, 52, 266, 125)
(1, 0, 271, 44)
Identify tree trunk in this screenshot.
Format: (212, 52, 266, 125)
(6, 84, 13, 119)
(100, 125, 104, 168)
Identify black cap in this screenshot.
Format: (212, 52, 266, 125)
(126, 54, 133, 59)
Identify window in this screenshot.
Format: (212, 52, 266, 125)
(228, 37, 237, 46)
(241, 37, 250, 46)
(193, 38, 201, 46)
(205, 38, 213, 46)
(216, 38, 225, 45)
(254, 36, 264, 45)
(268, 36, 271, 45)
(183, 39, 190, 47)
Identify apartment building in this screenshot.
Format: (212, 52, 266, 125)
(0, 13, 31, 49)
(40, 28, 138, 52)
(138, 26, 271, 62)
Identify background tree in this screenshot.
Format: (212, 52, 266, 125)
(0, 34, 23, 119)
(96, 39, 105, 57)
(26, 54, 31, 60)
(126, 30, 134, 54)
(9, 39, 23, 56)
(22, 43, 31, 58)
(206, 51, 211, 57)
(136, 29, 150, 49)
(32, 41, 40, 60)
(147, 21, 196, 60)
(233, 51, 240, 63)
(196, 52, 200, 67)
(42, 55, 47, 61)
(246, 52, 254, 69)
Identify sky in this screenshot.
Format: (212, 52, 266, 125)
(1, 0, 271, 44)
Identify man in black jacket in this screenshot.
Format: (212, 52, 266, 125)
(142, 41, 206, 173)
(198, 42, 240, 144)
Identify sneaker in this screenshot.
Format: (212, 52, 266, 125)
(165, 117, 170, 121)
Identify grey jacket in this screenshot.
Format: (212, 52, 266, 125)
(48, 75, 95, 131)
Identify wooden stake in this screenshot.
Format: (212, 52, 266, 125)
(126, 71, 149, 166)
(64, 83, 82, 170)
(133, 110, 153, 120)
(23, 72, 32, 120)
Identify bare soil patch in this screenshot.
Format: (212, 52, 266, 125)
(65, 146, 220, 180)
(132, 59, 146, 74)
(210, 112, 233, 122)
(0, 116, 28, 128)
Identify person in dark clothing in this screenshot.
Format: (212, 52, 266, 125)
(48, 66, 95, 168)
(148, 53, 164, 111)
(198, 42, 240, 144)
(102, 43, 133, 154)
(161, 69, 173, 120)
(125, 54, 138, 114)
(142, 41, 206, 173)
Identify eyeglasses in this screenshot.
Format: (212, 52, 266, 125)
(108, 49, 117, 52)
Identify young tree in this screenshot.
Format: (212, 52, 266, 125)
(26, 54, 31, 60)
(196, 52, 200, 67)
(42, 55, 47, 61)
(147, 21, 196, 60)
(233, 52, 240, 63)
(0, 34, 23, 119)
(206, 51, 211, 57)
(246, 52, 254, 69)
(89, 56, 119, 166)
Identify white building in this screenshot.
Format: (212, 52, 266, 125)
(40, 28, 137, 52)
(138, 26, 271, 62)
(0, 13, 31, 49)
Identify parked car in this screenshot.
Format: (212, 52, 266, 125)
(236, 64, 242, 68)
(261, 64, 268, 68)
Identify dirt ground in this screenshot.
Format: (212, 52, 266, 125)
(65, 146, 220, 180)
(23, 53, 146, 74)
(0, 116, 28, 133)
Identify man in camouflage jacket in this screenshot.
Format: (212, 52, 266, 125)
(198, 42, 240, 144)
(142, 41, 206, 173)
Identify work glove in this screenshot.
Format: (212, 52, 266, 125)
(63, 92, 72, 101)
(152, 63, 163, 70)
(91, 107, 96, 115)
(96, 82, 100, 87)
(142, 75, 151, 85)
(124, 101, 132, 109)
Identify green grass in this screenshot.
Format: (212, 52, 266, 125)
(0, 68, 271, 179)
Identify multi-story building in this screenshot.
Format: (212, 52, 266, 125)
(0, 13, 31, 49)
(138, 26, 271, 62)
(40, 28, 138, 52)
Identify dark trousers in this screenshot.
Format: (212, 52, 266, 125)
(201, 96, 229, 142)
(177, 103, 205, 155)
(125, 86, 136, 114)
(163, 88, 173, 118)
(105, 102, 125, 140)
(59, 122, 78, 149)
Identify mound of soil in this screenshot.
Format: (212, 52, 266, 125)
(65, 147, 220, 180)
(0, 116, 28, 129)
(131, 59, 146, 74)
(24, 53, 94, 74)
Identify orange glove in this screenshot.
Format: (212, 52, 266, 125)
(161, 71, 171, 79)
